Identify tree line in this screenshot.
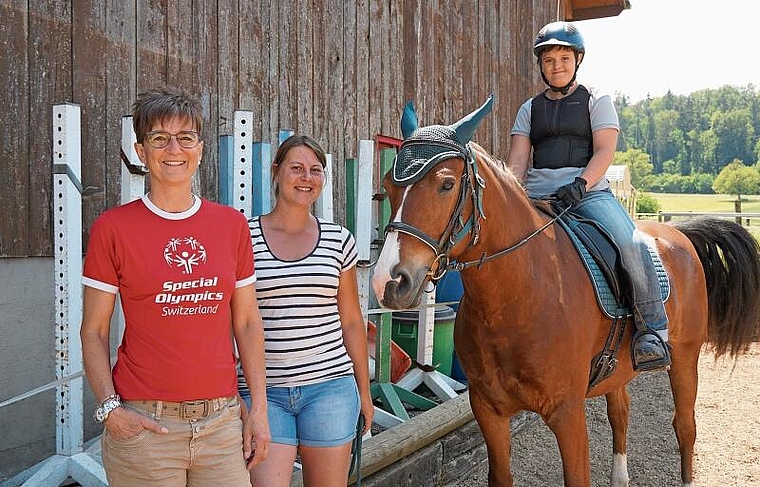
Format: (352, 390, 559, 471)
(613, 84, 760, 195)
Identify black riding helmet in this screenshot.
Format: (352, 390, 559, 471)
(533, 21, 585, 95)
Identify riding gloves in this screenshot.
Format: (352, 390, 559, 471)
(555, 177, 588, 207)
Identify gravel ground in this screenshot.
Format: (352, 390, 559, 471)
(455, 344, 760, 486)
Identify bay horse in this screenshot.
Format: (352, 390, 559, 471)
(371, 97, 760, 487)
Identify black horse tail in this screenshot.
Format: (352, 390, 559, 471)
(672, 217, 760, 358)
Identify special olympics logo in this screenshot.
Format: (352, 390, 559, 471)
(164, 237, 207, 274)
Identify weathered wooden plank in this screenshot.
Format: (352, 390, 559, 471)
(443, 0, 463, 127)
(354, 0, 370, 141)
(432, 0, 445, 124)
(461, 2, 478, 120)
(27, 1, 72, 256)
(378, 0, 392, 135)
(136, 0, 167, 88)
(277, 0, 297, 135)
(0, 1, 29, 257)
(295, 0, 313, 136)
(192, 0, 219, 200)
(239, 0, 267, 138)
(72, 0, 109, 250)
(312, 1, 327, 146)
(104, 0, 137, 212)
(324, 0, 345, 220)
(339, 0, 358, 226)
(401, 0, 419, 105)
(166, 0, 193, 89)
(267, 0, 281, 144)
(494, 0, 511, 159)
(367, 0, 383, 140)
(217, 0, 239, 137)
(418, 0, 435, 121)
(386, 0, 402, 139)
(485, 1, 499, 154)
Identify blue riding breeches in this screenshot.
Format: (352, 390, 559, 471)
(571, 190, 668, 334)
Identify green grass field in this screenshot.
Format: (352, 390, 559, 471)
(642, 192, 760, 239)
(649, 193, 760, 213)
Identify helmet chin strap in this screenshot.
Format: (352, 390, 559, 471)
(540, 51, 582, 96)
(541, 65, 578, 95)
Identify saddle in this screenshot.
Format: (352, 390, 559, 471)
(552, 210, 670, 389)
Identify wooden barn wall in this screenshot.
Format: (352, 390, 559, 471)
(0, 0, 557, 258)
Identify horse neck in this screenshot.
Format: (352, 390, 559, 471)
(472, 152, 549, 251)
(455, 152, 560, 298)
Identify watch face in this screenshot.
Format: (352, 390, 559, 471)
(95, 398, 119, 423)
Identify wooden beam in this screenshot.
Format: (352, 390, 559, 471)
(565, 0, 629, 21)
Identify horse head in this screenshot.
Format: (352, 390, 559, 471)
(372, 96, 493, 309)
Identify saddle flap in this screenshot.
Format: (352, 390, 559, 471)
(563, 215, 625, 303)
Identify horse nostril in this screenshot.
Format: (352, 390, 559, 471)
(391, 266, 414, 296)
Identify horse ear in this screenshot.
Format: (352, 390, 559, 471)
(450, 94, 494, 144)
(400, 100, 418, 139)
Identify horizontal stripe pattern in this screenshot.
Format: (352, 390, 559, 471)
(238, 217, 358, 390)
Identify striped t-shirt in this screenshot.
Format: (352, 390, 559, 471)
(237, 216, 359, 390)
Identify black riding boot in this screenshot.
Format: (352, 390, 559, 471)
(631, 329, 671, 372)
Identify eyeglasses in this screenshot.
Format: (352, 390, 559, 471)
(144, 131, 201, 149)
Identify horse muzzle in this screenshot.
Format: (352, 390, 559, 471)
(373, 263, 429, 310)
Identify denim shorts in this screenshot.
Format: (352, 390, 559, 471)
(240, 375, 360, 447)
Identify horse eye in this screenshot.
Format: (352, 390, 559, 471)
(441, 180, 455, 192)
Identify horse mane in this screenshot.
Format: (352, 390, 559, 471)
(470, 141, 554, 215)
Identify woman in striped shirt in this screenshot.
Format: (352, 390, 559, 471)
(238, 135, 373, 487)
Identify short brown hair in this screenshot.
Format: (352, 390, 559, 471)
(132, 86, 204, 143)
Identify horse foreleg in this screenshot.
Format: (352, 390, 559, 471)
(470, 392, 515, 487)
(605, 387, 632, 486)
(668, 347, 700, 486)
(545, 400, 591, 487)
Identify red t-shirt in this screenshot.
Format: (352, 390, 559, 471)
(83, 195, 255, 401)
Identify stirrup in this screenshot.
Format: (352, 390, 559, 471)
(631, 330, 671, 372)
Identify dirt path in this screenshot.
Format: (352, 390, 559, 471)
(457, 344, 760, 486)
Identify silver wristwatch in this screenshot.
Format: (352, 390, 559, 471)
(94, 394, 122, 423)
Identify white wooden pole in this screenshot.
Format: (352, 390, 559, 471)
(315, 153, 334, 221)
(117, 116, 146, 343)
(119, 116, 146, 204)
(355, 140, 374, 319)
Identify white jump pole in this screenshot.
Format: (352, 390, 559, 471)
(314, 153, 334, 221)
(117, 116, 146, 343)
(355, 140, 374, 319)
(19, 103, 107, 487)
(233, 111, 254, 219)
(120, 116, 146, 204)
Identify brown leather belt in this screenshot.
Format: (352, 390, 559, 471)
(125, 396, 236, 420)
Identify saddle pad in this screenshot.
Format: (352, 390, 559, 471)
(559, 219, 670, 319)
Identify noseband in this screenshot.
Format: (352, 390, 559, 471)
(384, 140, 485, 281)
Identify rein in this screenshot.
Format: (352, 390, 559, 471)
(385, 142, 569, 280)
(452, 205, 570, 272)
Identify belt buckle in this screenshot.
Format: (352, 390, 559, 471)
(180, 400, 209, 420)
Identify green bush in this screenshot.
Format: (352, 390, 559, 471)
(636, 193, 661, 214)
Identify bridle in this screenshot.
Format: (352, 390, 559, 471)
(384, 140, 568, 282)
(385, 140, 484, 281)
